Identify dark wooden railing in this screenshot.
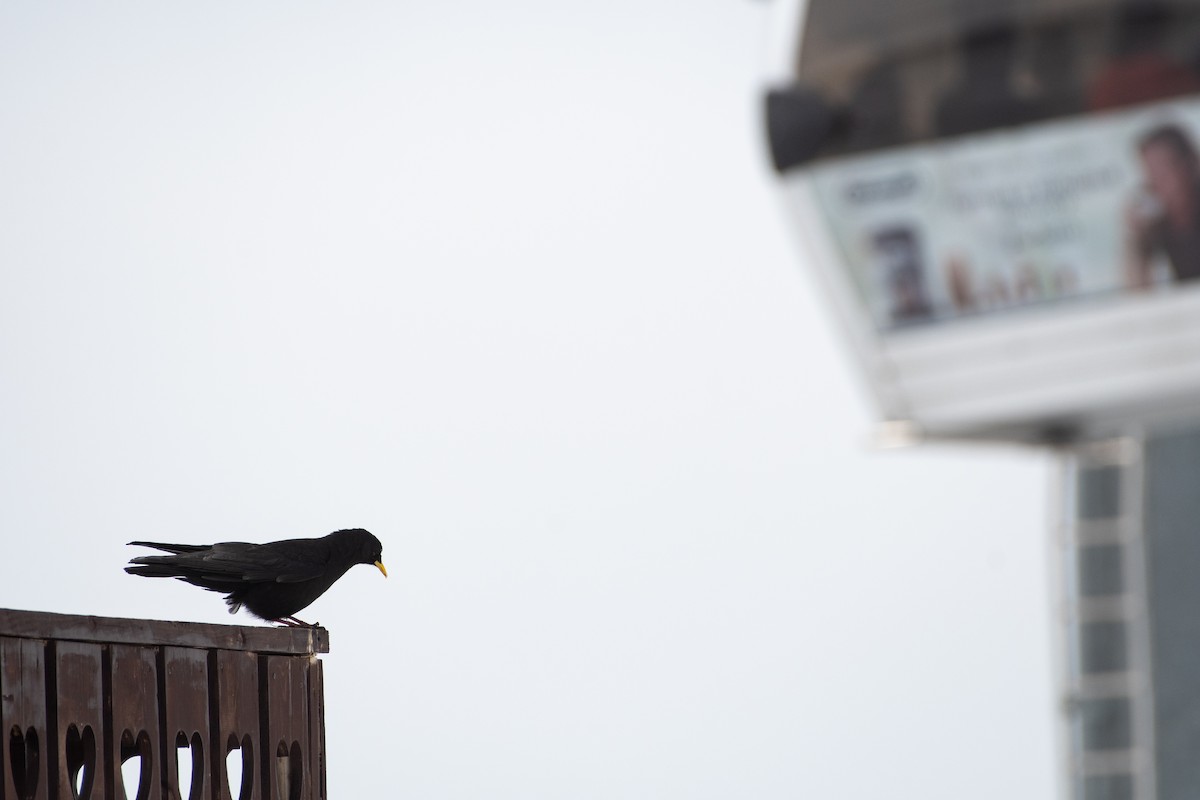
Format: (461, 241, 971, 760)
(0, 608, 329, 800)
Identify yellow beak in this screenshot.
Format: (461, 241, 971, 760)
(374, 560, 388, 578)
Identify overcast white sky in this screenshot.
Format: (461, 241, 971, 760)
(0, 2, 1057, 798)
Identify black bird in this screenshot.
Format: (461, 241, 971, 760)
(125, 528, 386, 626)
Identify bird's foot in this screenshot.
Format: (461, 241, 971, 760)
(274, 616, 318, 628)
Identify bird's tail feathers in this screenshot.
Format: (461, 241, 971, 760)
(127, 540, 209, 554)
(124, 563, 184, 578)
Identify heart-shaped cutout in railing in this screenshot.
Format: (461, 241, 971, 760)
(274, 740, 303, 800)
(226, 734, 253, 800)
(8, 725, 39, 800)
(65, 723, 97, 799)
(175, 731, 204, 800)
(119, 729, 153, 800)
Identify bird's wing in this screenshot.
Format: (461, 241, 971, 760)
(127, 540, 331, 584)
(199, 540, 332, 583)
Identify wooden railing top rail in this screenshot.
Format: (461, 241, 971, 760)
(0, 608, 329, 655)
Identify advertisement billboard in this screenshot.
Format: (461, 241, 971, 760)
(809, 100, 1200, 332)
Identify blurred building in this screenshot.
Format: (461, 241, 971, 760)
(764, 1, 1200, 797)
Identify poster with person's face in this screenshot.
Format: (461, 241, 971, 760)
(808, 98, 1200, 331)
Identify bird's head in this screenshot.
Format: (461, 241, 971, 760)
(332, 528, 388, 578)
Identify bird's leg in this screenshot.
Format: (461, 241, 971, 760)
(277, 615, 316, 627)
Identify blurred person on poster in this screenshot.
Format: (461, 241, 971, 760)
(1015, 263, 1044, 302)
(945, 254, 976, 313)
(874, 226, 933, 325)
(1126, 123, 1200, 287)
